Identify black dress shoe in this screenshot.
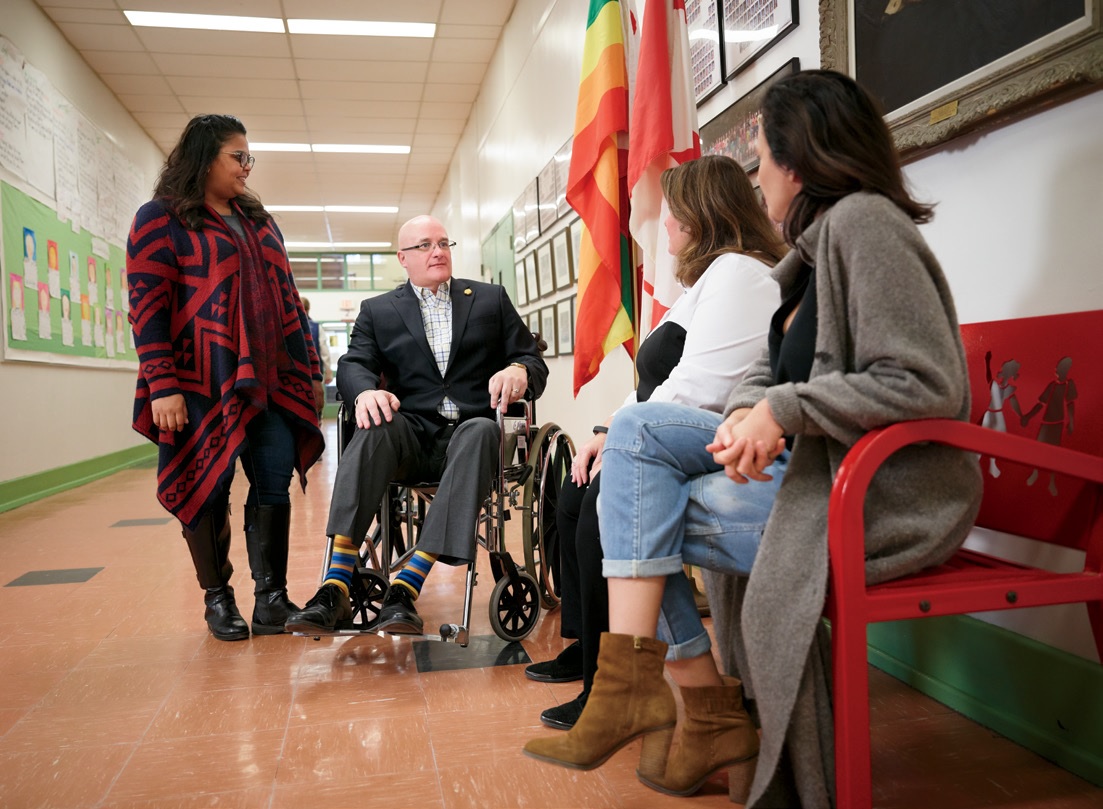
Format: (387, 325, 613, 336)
(540, 692, 588, 730)
(377, 584, 424, 635)
(525, 639, 583, 683)
(284, 583, 352, 633)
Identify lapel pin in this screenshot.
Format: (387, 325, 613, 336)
(464, 288, 472, 295)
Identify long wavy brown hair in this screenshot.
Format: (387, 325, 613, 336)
(661, 155, 787, 288)
(761, 70, 934, 246)
(152, 114, 269, 230)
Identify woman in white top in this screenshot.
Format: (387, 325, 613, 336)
(523, 155, 785, 729)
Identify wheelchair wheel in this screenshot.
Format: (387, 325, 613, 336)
(350, 568, 388, 630)
(521, 425, 574, 610)
(489, 568, 540, 642)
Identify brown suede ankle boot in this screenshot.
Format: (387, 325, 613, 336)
(523, 633, 676, 771)
(637, 675, 759, 800)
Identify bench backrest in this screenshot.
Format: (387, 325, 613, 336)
(960, 309, 1102, 550)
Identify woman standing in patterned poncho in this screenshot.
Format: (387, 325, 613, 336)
(127, 115, 325, 642)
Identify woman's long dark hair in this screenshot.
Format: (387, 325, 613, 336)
(761, 70, 933, 246)
(661, 154, 787, 287)
(152, 114, 269, 230)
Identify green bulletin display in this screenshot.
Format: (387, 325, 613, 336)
(2, 181, 135, 367)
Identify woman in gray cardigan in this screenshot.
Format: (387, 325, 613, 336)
(523, 70, 983, 808)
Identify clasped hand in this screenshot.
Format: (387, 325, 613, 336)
(705, 398, 786, 484)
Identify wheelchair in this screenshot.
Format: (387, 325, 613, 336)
(314, 397, 574, 646)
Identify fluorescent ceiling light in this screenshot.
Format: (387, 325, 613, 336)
(250, 142, 312, 152)
(124, 10, 284, 33)
(312, 144, 411, 155)
(267, 205, 325, 212)
(285, 241, 392, 249)
(288, 19, 435, 38)
(324, 205, 399, 214)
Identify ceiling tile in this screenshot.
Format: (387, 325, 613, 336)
(416, 101, 472, 120)
(414, 119, 466, 135)
(177, 97, 305, 117)
(134, 28, 293, 58)
(41, 0, 116, 10)
(100, 74, 173, 96)
(421, 83, 479, 104)
(165, 76, 299, 99)
(80, 49, 159, 74)
(40, 7, 126, 24)
(440, 0, 516, 26)
(425, 61, 488, 84)
(301, 99, 411, 118)
(430, 37, 497, 63)
(294, 58, 428, 83)
(55, 22, 145, 52)
(298, 81, 423, 102)
(124, 0, 283, 13)
(289, 35, 432, 62)
(436, 24, 503, 40)
(116, 94, 188, 114)
(152, 54, 298, 80)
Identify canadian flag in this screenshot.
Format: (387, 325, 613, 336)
(627, 0, 701, 338)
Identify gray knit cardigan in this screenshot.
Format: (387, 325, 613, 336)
(708, 192, 983, 808)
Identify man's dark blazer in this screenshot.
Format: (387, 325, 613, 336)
(336, 277, 549, 436)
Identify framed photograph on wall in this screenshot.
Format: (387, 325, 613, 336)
(538, 158, 559, 235)
(721, 0, 798, 79)
(700, 57, 799, 172)
(688, 0, 724, 103)
(555, 139, 574, 220)
(540, 305, 558, 358)
(552, 230, 573, 290)
(821, 0, 1102, 159)
(527, 311, 541, 339)
(556, 296, 575, 356)
(524, 253, 540, 301)
(569, 218, 583, 278)
(513, 261, 527, 306)
(537, 242, 555, 297)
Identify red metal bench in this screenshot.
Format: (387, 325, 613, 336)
(825, 309, 1103, 808)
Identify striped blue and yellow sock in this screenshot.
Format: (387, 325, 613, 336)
(394, 550, 437, 598)
(321, 534, 358, 596)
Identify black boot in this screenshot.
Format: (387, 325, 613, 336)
(244, 503, 300, 635)
(183, 510, 249, 641)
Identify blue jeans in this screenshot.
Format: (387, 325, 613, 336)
(599, 401, 787, 660)
(237, 409, 296, 507)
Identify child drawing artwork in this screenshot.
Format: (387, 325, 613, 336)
(80, 295, 92, 346)
(37, 282, 51, 339)
(47, 240, 61, 299)
(87, 257, 98, 305)
(23, 228, 39, 287)
(1022, 356, 1077, 496)
(69, 250, 80, 298)
(105, 307, 116, 357)
(61, 291, 74, 347)
(105, 266, 115, 310)
(9, 275, 27, 341)
(114, 310, 126, 355)
(979, 350, 1022, 478)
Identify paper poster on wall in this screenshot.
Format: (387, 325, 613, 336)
(1, 181, 135, 368)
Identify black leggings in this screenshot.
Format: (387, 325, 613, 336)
(556, 469, 606, 696)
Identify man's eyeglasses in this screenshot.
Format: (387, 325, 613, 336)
(400, 240, 456, 253)
(223, 151, 256, 169)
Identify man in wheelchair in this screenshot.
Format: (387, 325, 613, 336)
(285, 215, 548, 635)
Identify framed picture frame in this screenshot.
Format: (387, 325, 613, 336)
(555, 139, 574, 220)
(552, 230, 573, 290)
(569, 218, 583, 279)
(513, 260, 527, 306)
(700, 57, 799, 172)
(821, 0, 1103, 159)
(524, 253, 540, 301)
(523, 179, 540, 243)
(688, 0, 724, 103)
(527, 310, 540, 335)
(556, 296, 575, 356)
(537, 242, 555, 297)
(720, 0, 798, 79)
(540, 305, 558, 358)
(538, 158, 559, 235)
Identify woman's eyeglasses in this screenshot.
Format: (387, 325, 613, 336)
(400, 240, 457, 253)
(223, 151, 256, 169)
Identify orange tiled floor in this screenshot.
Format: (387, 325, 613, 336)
(0, 420, 1100, 808)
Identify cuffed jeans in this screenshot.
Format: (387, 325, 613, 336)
(599, 401, 787, 660)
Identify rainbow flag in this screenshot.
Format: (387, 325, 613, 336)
(566, 0, 636, 396)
